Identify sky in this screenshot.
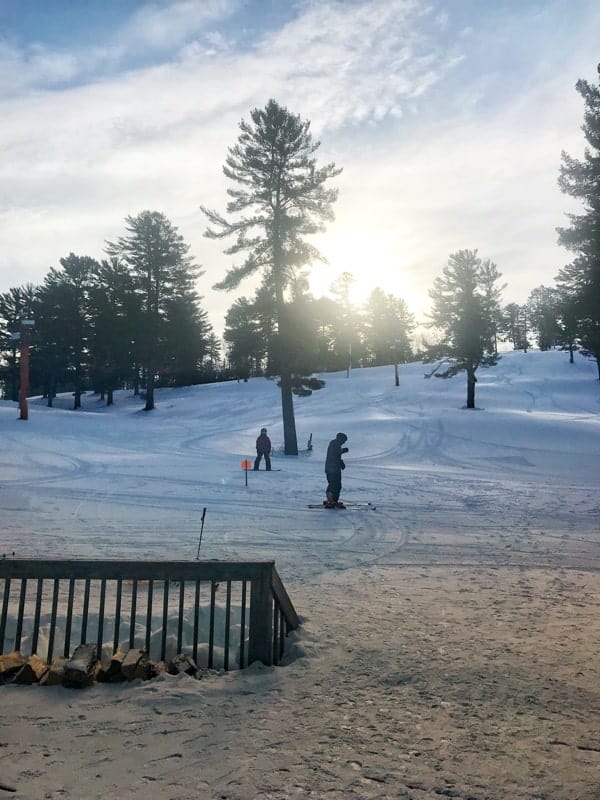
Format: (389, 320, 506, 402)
(1, 0, 599, 340)
(1, 348, 599, 797)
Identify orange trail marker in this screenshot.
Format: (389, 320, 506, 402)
(241, 459, 252, 485)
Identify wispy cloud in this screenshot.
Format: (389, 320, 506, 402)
(0, 0, 242, 95)
(0, 0, 598, 333)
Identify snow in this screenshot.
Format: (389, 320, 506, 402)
(1, 349, 599, 799)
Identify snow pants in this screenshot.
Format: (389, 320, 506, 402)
(254, 453, 271, 470)
(326, 470, 342, 502)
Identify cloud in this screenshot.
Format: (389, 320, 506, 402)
(0, 0, 242, 96)
(0, 0, 599, 337)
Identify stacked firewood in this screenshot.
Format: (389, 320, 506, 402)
(0, 646, 212, 688)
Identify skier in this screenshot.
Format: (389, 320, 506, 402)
(254, 427, 272, 471)
(324, 432, 349, 508)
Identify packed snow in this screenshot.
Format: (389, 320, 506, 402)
(1, 349, 599, 800)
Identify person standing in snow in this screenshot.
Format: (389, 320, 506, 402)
(254, 427, 272, 471)
(324, 432, 349, 508)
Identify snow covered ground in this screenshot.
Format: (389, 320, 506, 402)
(1, 349, 599, 800)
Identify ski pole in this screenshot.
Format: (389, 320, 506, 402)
(196, 507, 207, 560)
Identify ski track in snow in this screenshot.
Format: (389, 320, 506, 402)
(0, 350, 598, 579)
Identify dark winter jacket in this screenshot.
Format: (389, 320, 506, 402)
(256, 433, 272, 455)
(325, 433, 348, 473)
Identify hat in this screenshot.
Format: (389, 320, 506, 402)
(261, 427, 267, 433)
(336, 432, 347, 442)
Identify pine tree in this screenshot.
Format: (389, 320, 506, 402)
(527, 285, 561, 351)
(500, 302, 530, 352)
(427, 249, 500, 409)
(0, 284, 37, 401)
(87, 257, 142, 405)
(556, 63, 600, 378)
(106, 211, 204, 410)
(35, 254, 98, 409)
(203, 99, 341, 454)
(362, 287, 415, 378)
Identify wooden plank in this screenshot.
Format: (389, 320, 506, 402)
(0, 559, 275, 582)
(47, 579, 60, 663)
(239, 579, 247, 669)
(248, 566, 273, 666)
(271, 566, 300, 630)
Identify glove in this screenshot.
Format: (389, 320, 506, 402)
(341, 447, 349, 454)
(340, 460, 345, 470)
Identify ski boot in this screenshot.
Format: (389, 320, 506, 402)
(324, 491, 336, 509)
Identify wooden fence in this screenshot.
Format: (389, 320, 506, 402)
(0, 559, 299, 670)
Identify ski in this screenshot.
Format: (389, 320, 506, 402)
(307, 502, 376, 510)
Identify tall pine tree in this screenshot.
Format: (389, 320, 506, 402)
(556, 63, 600, 378)
(107, 211, 204, 410)
(427, 249, 500, 409)
(203, 99, 341, 454)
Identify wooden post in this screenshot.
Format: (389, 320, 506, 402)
(248, 564, 273, 666)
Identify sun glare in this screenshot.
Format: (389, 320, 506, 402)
(308, 229, 425, 315)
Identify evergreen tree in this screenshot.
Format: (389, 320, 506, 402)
(362, 287, 415, 380)
(556, 63, 600, 378)
(223, 296, 268, 379)
(87, 257, 142, 405)
(500, 302, 530, 352)
(527, 285, 561, 351)
(0, 284, 37, 401)
(327, 272, 362, 376)
(107, 211, 204, 410)
(203, 99, 341, 454)
(480, 258, 506, 355)
(555, 287, 580, 363)
(427, 249, 500, 409)
(35, 254, 98, 409)
(312, 295, 340, 372)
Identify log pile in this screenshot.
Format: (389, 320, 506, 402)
(0, 646, 213, 688)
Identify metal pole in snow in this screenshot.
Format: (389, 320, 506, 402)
(196, 507, 207, 560)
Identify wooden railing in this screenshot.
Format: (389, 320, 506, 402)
(0, 560, 299, 670)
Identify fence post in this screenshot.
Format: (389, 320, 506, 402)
(248, 564, 273, 666)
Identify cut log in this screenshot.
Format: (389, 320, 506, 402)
(14, 654, 49, 685)
(121, 648, 153, 681)
(63, 643, 98, 688)
(97, 649, 127, 683)
(0, 652, 26, 684)
(168, 652, 198, 676)
(40, 656, 67, 687)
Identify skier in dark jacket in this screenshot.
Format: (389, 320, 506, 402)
(254, 427, 272, 471)
(324, 432, 349, 508)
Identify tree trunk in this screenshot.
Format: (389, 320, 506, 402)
(106, 386, 114, 406)
(394, 362, 399, 387)
(280, 370, 298, 455)
(145, 367, 155, 411)
(466, 364, 477, 409)
(47, 374, 55, 407)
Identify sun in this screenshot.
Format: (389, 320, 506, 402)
(308, 228, 424, 314)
